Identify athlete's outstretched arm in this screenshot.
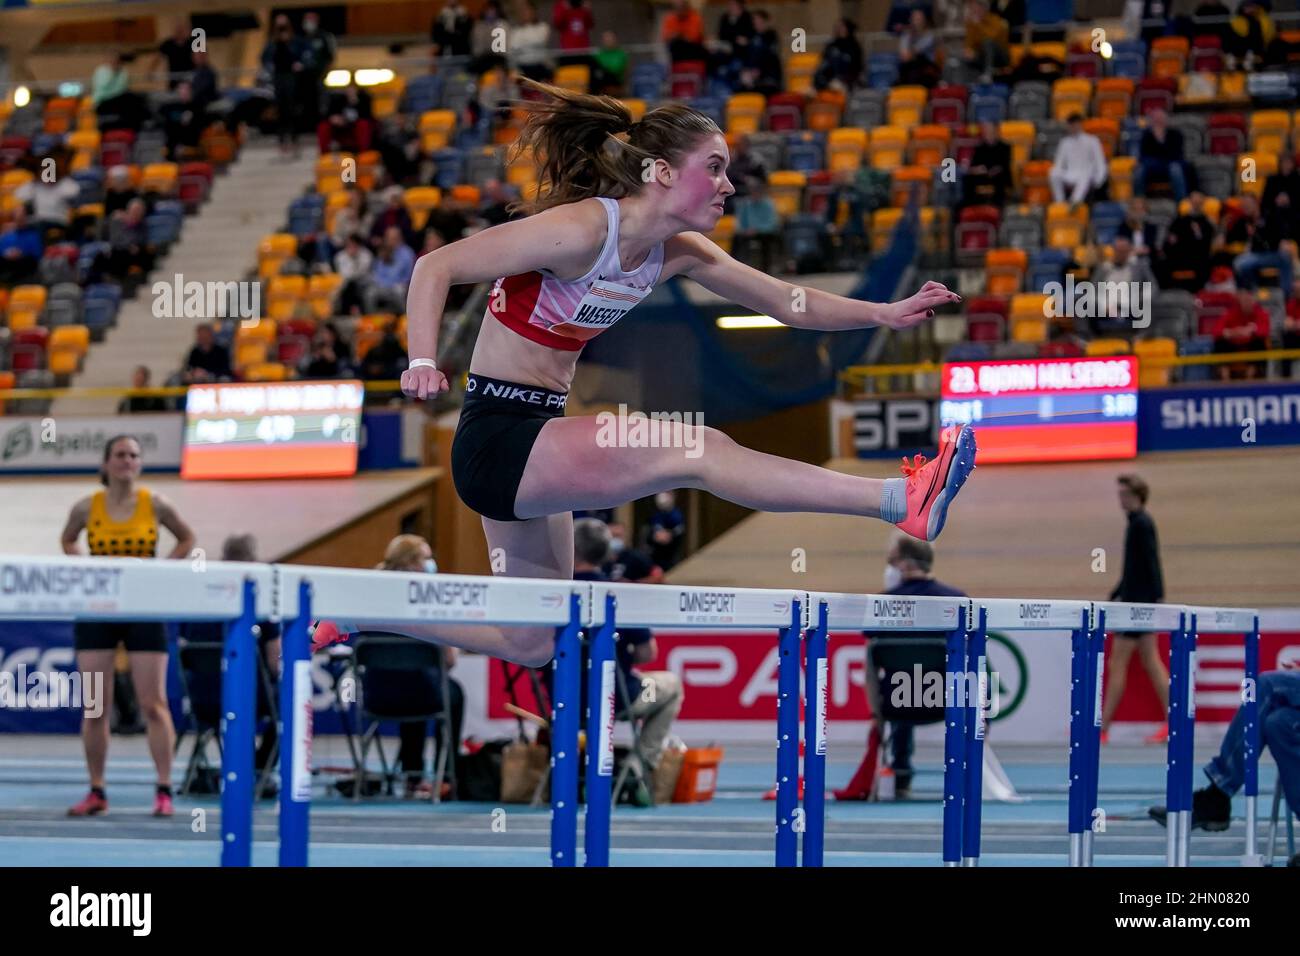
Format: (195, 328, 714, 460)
(402, 200, 605, 397)
(662, 232, 960, 332)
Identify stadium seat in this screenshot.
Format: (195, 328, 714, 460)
(257, 234, 297, 280)
(868, 126, 908, 170)
(908, 124, 951, 167)
(806, 91, 845, 132)
(553, 64, 590, 93)
(1108, 156, 1137, 201)
(726, 93, 766, 136)
(1149, 36, 1189, 78)
(786, 53, 820, 95)
(1094, 78, 1134, 121)
(1051, 78, 1091, 120)
(890, 166, 932, 207)
(1189, 35, 1223, 73)
(1135, 77, 1177, 117)
(267, 276, 308, 321)
(1000, 120, 1036, 169)
(1208, 114, 1248, 155)
(315, 152, 352, 194)
(985, 248, 1028, 295)
(47, 324, 90, 375)
(827, 127, 867, 173)
(1082, 117, 1120, 158)
(887, 86, 928, 127)
(870, 208, 904, 251)
(403, 186, 443, 230)
(926, 84, 968, 126)
(419, 110, 458, 154)
(708, 214, 736, 254)
(1237, 153, 1278, 198)
(957, 206, 1000, 266)
(767, 171, 806, 218)
(1249, 110, 1292, 156)
(965, 295, 1009, 342)
(1134, 337, 1177, 387)
(764, 92, 806, 132)
(1086, 338, 1131, 356)
(1021, 160, 1053, 205)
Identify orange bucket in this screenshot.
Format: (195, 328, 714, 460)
(672, 747, 725, 803)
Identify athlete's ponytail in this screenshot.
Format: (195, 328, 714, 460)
(508, 77, 722, 217)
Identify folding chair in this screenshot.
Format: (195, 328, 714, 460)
(864, 636, 950, 797)
(353, 635, 457, 803)
(1266, 785, 1296, 865)
(611, 672, 655, 808)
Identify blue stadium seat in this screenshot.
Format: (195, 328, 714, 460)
(430, 147, 466, 189)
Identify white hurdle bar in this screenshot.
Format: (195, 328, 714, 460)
(0, 553, 1265, 867)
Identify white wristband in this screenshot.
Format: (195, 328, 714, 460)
(408, 358, 437, 370)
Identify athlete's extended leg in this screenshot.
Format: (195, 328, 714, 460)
(314, 512, 572, 667)
(514, 416, 975, 540)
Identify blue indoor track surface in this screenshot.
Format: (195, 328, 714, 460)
(0, 735, 1288, 867)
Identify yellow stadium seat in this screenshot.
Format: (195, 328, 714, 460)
(234, 339, 269, 369)
(324, 190, 352, 233)
(726, 93, 766, 136)
(985, 248, 1028, 295)
(267, 275, 308, 321)
(1051, 78, 1091, 121)
(1179, 194, 1221, 223)
(1134, 337, 1177, 387)
(1086, 338, 1131, 356)
(403, 186, 443, 230)
(9, 285, 47, 328)
(140, 162, 178, 195)
(828, 127, 867, 173)
(1011, 317, 1048, 343)
(356, 150, 383, 191)
(871, 207, 904, 249)
(1094, 78, 1134, 121)
(999, 120, 1036, 169)
(767, 170, 806, 218)
(623, 99, 648, 123)
(708, 214, 737, 254)
(891, 166, 932, 207)
(1021, 160, 1053, 204)
(1082, 117, 1119, 159)
(887, 86, 928, 128)
(787, 52, 820, 94)
(419, 110, 458, 154)
(1150, 36, 1188, 78)
(66, 130, 101, 153)
(1218, 71, 1248, 101)
(245, 362, 290, 382)
(1010, 293, 1050, 320)
(315, 153, 352, 194)
(1108, 156, 1136, 201)
(1, 169, 33, 194)
(369, 78, 405, 120)
(908, 124, 951, 167)
(257, 234, 297, 279)
(1249, 110, 1292, 156)
(869, 126, 908, 171)
(553, 64, 590, 93)
(308, 273, 343, 319)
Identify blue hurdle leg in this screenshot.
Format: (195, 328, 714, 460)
(775, 601, 802, 868)
(220, 579, 259, 867)
(801, 602, 828, 868)
(278, 581, 312, 867)
(1067, 617, 1086, 867)
(962, 607, 983, 866)
(550, 595, 583, 867)
(942, 625, 967, 866)
(1164, 618, 1185, 867)
(1083, 611, 1106, 867)
(1243, 617, 1261, 861)
(583, 594, 617, 867)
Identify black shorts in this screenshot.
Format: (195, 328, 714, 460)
(73, 621, 168, 653)
(451, 373, 567, 522)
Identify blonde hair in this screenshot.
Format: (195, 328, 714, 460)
(377, 534, 432, 571)
(507, 77, 722, 217)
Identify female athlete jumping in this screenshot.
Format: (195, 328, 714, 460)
(315, 80, 977, 665)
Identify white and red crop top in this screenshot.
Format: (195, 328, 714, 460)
(487, 196, 665, 351)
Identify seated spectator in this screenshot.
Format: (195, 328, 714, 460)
(469, 1, 510, 76)
(837, 534, 969, 801)
(814, 17, 864, 92)
(899, 9, 941, 87)
(183, 323, 233, 384)
(1093, 237, 1157, 332)
(1263, 153, 1300, 213)
(1157, 191, 1215, 290)
(301, 323, 352, 378)
(961, 120, 1012, 208)
(1135, 109, 1188, 201)
(152, 20, 194, 90)
(0, 207, 43, 285)
(1284, 277, 1300, 377)
(1117, 197, 1159, 257)
(160, 81, 209, 160)
(1212, 287, 1270, 380)
(713, 0, 756, 85)
(572, 518, 683, 797)
(887, 0, 935, 33)
(662, 0, 708, 64)
(734, 7, 782, 95)
(645, 490, 686, 571)
(334, 233, 374, 315)
(602, 517, 664, 583)
(1227, 0, 1278, 66)
(106, 198, 155, 283)
(552, 0, 594, 66)
(92, 52, 149, 132)
(1050, 113, 1108, 206)
(1229, 193, 1296, 294)
(1149, 667, 1300, 857)
(735, 181, 780, 274)
(367, 226, 416, 313)
(118, 365, 168, 413)
(368, 534, 462, 799)
(318, 84, 373, 155)
(591, 30, 629, 95)
(17, 169, 81, 243)
(725, 134, 768, 211)
(964, 0, 1010, 81)
(369, 187, 415, 250)
(103, 165, 140, 218)
(431, 0, 473, 58)
(330, 190, 372, 253)
(359, 330, 408, 382)
(376, 114, 421, 187)
(190, 50, 219, 114)
(511, 1, 554, 82)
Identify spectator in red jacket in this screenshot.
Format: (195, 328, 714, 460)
(552, 0, 594, 65)
(663, 0, 708, 63)
(1212, 287, 1271, 380)
(1282, 276, 1300, 377)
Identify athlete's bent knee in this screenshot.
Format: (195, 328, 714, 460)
(507, 628, 555, 668)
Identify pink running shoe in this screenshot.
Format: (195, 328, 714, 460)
(67, 790, 108, 817)
(310, 620, 351, 653)
(895, 424, 977, 542)
(153, 791, 174, 817)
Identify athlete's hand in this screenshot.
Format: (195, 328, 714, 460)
(883, 281, 961, 330)
(401, 364, 450, 400)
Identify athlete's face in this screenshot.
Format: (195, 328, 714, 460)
(671, 133, 734, 231)
(105, 438, 143, 483)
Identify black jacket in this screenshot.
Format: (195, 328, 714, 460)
(1110, 509, 1164, 603)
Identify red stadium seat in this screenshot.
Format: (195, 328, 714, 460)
(1135, 77, 1177, 117)
(927, 84, 968, 127)
(1190, 35, 1224, 73)
(764, 92, 805, 132)
(669, 61, 706, 99)
(956, 205, 1000, 266)
(1208, 114, 1248, 155)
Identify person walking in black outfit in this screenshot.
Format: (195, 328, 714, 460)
(1100, 473, 1170, 744)
(263, 15, 305, 156)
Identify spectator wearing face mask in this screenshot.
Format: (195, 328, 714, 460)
(644, 490, 686, 571)
(836, 533, 967, 801)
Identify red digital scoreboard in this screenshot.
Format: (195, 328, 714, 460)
(940, 356, 1139, 464)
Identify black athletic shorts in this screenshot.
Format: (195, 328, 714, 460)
(451, 373, 567, 522)
(73, 621, 168, 653)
